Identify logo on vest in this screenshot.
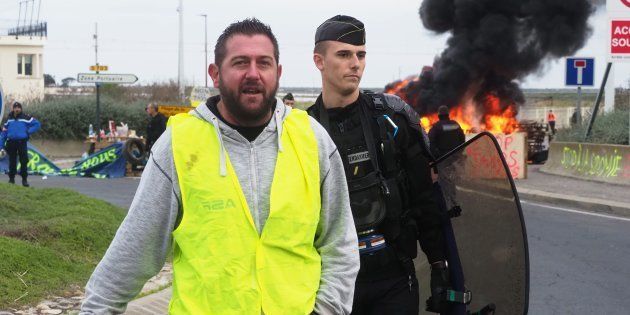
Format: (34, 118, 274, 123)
(203, 199, 237, 211)
(348, 151, 370, 164)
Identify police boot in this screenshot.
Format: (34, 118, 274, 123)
(22, 177, 29, 187)
(8, 176, 15, 184)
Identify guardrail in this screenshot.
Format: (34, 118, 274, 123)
(541, 141, 630, 185)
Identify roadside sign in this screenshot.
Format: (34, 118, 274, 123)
(89, 65, 108, 71)
(565, 57, 594, 86)
(77, 73, 138, 84)
(158, 105, 192, 117)
(610, 19, 630, 62)
(608, 0, 630, 14)
(190, 86, 213, 107)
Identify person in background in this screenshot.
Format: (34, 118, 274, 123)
(428, 105, 465, 158)
(145, 102, 167, 153)
(547, 109, 556, 135)
(0, 101, 41, 187)
(282, 92, 295, 107)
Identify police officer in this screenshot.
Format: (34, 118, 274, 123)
(308, 15, 449, 314)
(428, 105, 465, 158)
(0, 101, 41, 187)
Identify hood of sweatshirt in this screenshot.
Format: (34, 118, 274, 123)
(189, 96, 290, 177)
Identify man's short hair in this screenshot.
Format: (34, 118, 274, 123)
(147, 102, 158, 112)
(214, 18, 280, 67)
(282, 93, 294, 102)
(313, 41, 330, 55)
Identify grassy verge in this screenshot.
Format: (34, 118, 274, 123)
(0, 183, 125, 309)
(556, 109, 629, 145)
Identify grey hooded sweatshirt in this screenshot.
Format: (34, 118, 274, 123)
(80, 97, 359, 315)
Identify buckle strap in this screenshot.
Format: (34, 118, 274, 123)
(358, 234, 387, 254)
(444, 289, 472, 304)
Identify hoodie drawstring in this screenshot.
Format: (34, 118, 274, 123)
(210, 116, 228, 177)
(275, 107, 284, 153)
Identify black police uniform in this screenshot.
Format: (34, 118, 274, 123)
(308, 92, 446, 315)
(428, 118, 465, 159)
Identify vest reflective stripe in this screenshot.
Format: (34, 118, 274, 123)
(169, 110, 321, 315)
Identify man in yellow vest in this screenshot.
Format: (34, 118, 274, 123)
(81, 18, 359, 315)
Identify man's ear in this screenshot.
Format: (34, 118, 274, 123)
(313, 54, 325, 71)
(277, 63, 283, 80)
(209, 64, 220, 88)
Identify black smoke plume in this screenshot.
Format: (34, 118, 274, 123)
(391, 0, 595, 116)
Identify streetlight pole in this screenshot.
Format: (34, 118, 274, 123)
(199, 14, 208, 88)
(177, 0, 185, 102)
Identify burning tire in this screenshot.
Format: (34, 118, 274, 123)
(123, 138, 146, 165)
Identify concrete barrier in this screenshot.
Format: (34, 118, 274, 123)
(541, 142, 630, 185)
(467, 132, 527, 179)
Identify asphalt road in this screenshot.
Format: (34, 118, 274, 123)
(2, 174, 629, 314)
(0, 174, 140, 209)
(523, 200, 630, 315)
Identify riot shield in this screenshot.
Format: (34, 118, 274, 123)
(416, 132, 529, 315)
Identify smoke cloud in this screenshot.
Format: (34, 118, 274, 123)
(398, 0, 595, 116)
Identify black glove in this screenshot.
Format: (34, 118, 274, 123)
(426, 262, 451, 313)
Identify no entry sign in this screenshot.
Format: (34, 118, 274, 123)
(610, 19, 630, 62)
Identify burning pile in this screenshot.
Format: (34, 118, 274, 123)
(386, 71, 519, 134)
(388, 0, 595, 134)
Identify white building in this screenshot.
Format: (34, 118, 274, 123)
(0, 35, 46, 103)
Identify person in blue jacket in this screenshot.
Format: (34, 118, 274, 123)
(0, 101, 41, 187)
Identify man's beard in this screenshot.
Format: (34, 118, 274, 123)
(218, 79, 278, 125)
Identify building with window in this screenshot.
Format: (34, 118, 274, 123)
(0, 31, 46, 103)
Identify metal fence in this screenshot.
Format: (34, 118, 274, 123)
(7, 22, 47, 37)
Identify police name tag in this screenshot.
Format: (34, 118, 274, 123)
(348, 151, 370, 164)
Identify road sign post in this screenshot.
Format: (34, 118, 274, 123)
(77, 71, 138, 142)
(607, 0, 630, 143)
(77, 73, 138, 84)
(565, 57, 595, 124)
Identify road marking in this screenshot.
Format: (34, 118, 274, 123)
(521, 200, 630, 222)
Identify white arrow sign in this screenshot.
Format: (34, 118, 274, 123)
(77, 73, 138, 84)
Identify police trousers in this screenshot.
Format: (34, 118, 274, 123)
(6, 139, 29, 178)
(352, 273, 419, 315)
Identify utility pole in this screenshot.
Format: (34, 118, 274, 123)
(94, 23, 101, 141)
(177, 0, 185, 102)
(200, 14, 208, 87)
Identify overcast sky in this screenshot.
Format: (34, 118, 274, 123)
(0, 0, 627, 89)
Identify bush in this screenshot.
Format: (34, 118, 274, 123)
(555, 109, 629, 145)
(26, 96, 149, 140)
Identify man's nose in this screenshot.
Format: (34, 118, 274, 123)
(350, 54, 360, 70)
(245, 62, 261, 80)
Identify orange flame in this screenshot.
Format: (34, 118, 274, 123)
(386, 80, 519, 134)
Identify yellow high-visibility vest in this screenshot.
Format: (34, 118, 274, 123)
(168, 109, 321, 315)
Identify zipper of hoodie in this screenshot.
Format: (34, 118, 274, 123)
(250, 143, 260, 234)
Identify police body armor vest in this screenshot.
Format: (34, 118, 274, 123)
(309, 93, 422, 258)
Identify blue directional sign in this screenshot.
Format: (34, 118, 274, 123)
(565, 57, 594, 86)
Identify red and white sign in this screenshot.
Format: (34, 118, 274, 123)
(610, 19, 630, 62)
(608, 0, 630, 14)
